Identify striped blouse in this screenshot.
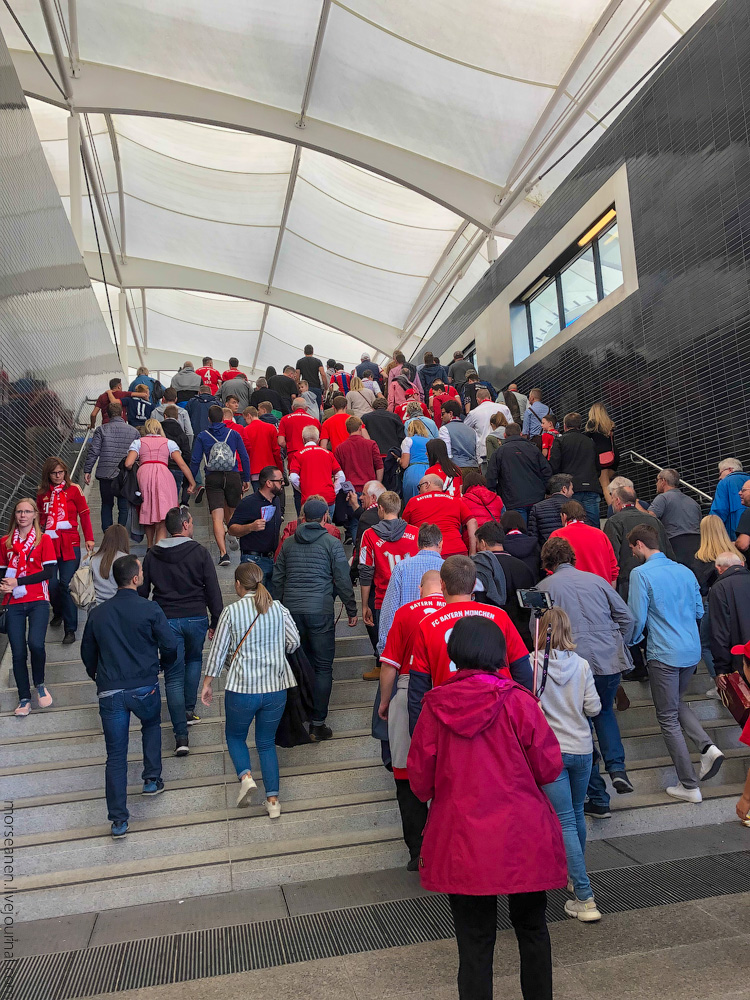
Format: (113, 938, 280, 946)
(204, 594, 300, 694)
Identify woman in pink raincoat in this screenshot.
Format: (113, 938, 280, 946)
(407, 616, 566, 1000)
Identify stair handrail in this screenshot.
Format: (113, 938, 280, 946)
(70, 426, 94, 482)
(624, 450, 714, 503)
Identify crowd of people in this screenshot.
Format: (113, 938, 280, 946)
(4, 344, 750, 1000)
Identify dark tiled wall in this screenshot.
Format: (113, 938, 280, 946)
(422, 0, 750, 502)
(0, 29, 120, 519)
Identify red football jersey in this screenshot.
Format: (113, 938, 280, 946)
(410, 600, 528, 686)
(221, 368, 244, 383)
(0, 532, 57, 604)
(320, 412, 351, 451)
(240, 419, 282, 475)
(278, 411, 320, 457)
(380, 594, 446, 674)
(425, 463, 462, 498)
(196, 366, 221, 394)
(359, 525, 420, 608)
(402, 489, 473, 557)
(290, 443, 341, 504)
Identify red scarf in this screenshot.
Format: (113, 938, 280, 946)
(43, 485, 68, 536)
(8, 526, 36, 578)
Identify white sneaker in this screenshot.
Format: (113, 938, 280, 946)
(265, 799, 281, 820)
(705, 687, 721, 700)
(666, 783, 702, 803)
(564, 897, 601, 922)
(699, 744, 725, 781)
(236, 773, 257, 808)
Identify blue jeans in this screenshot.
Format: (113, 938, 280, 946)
(224, 689, 287, 794)
(6, 601, 49, 701)
(99, 477, 128, 531)
(293, 612, 336, 723)
(240, 552, 274, 591)
(573, 491, 601, 526)
(586, 672, 625, 808)
(49, 547, 80, 633)
(543, 752, 594, 901)
(165, 616, 209, 738)
(98, 684, 162, 824)
(309, 386, 323, 410)
(700, 597, 715, 677)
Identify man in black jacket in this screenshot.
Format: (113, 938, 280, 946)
(486, 423, 551, 521)
(81, 554, 177, 838)
(475, 521, 535, 648)
(138, 506, 223, 755)
(710, 552, 750, 676)
(549, 412, 602, 526)
(528, 474, 574, 545)
(273, 498, 358, 741)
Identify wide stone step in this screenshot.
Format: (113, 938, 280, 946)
(587, 782, 745, 840)
(0, 724, 375, 769)
(0, 698, 372, 738)
(12, 823, 408, 922)
(11, 760, 395, 835)
(595, 748, 750, 797)
(0, 673, 379, 712)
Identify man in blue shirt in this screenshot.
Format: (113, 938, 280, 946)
(709, 457, 750, 540)
(190, 405, 250, 566)
(627, 523, 725, 803)
(521, 387, 550, 438)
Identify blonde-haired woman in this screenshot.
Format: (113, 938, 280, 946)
(0, 498, 57, 715)
(346, 376, 376, 418)
(201, 562, 300, 818)
(585, 403, 619, 505)
(538, 607, 602, 922)
(124, 418, 195, 546)
(400, 418, 431, 501)
(695, 514, 735, 695)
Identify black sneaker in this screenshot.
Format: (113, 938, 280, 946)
(611, 771, 634, 794)
(218, 553, 231, 566)
(623, 667, 649, 682)
(174, 737, 189, 757)
(50, 614, 63, 628)
(309, 723, 333, 742)
(186, 711, 201, 726)
(194, 486, 205, 505)
(406, 856, 420, 872)
(583, 801, 611, 819)
(62, 631, 76, 645)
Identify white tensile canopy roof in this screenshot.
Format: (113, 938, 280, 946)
(2, 0, 713, 373)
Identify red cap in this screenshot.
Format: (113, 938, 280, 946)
(730, 640, 750, 657)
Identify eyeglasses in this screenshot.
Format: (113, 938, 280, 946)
(50, 469, 66, 475)
(268, 479, 284, 485)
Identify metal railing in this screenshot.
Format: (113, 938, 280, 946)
(623, 450, 714, 503)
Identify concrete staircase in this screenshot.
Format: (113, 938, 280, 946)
(2, 491, 748, 922)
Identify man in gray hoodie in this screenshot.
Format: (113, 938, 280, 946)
(170, 362, 202, 402)
(273, 498, 358, 740)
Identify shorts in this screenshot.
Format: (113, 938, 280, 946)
(205, 470, 242, 511)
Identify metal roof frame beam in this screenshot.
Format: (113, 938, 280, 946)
(82, 252, 402, 358)
(11, 53, 501, 229)
(296, 0, 331, 129)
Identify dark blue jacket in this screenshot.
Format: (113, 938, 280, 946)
(190, 421, 250, 479)
(185, 390, 216, 437)
(81, 589, 177, 693)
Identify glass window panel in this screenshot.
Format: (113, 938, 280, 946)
(560, 246, 597, 328)
(529, 282, 560, 350)
(599, 223, 623, 297)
